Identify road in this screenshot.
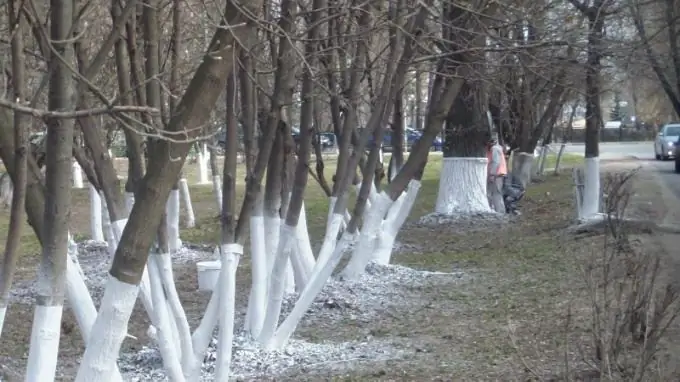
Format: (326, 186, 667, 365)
(557, 141, 654, 161)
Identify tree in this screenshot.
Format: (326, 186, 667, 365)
(610, 91, 624, 121)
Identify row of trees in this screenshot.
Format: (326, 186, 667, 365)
(0, 0, 677, 379)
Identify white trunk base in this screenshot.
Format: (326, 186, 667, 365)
(148, 255, 185, 381)
(101, 197, 116, 258)
(342, 191, 394, 280)
(268, 232, 355, 350)
(581, 157, 601, 219)
(512, 152, 534, 188)
(197, 147, 210, 184)
(73, 161, 84, 189)
(434, 157, 492, 215)
(259, 225, 295, 344)
(0, 305, 5, 336)
(75, 276, 139, 381)
(89, 184, 104, 242)
(166, 189, 182, 252)
(179, 178, 196, 228)
(245, 216, 267, 337)
(373, 180, 421, 265)
(215, 244, 242, 380)
(26, 305, 63, 381)
(212, 175, 223, 211)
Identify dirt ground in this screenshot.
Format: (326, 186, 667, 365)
(4, 155, 675, 381)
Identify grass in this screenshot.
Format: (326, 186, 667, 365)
(0, 150, 594, 380)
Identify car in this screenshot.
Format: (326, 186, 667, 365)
(655, 123, 680, 161)
(291, 127, 335, 149)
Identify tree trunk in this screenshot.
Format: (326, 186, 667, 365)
(0, 0, 27, 336)
(26, 0, 75, 377)
(75, 0, 259, 376)
(580, 2, 606, 220)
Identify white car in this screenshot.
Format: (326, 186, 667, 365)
(654, 123, 680, 160)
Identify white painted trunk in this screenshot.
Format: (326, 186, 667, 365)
(537, 145, 549, 175)
(89, 184, 104, 241)
(342, 191, 394, 280)
(268, 232, 355, 350)
(197, 146, 210, 184)
(179, 178, 196, 228)
(190, 287, 219, 378)
(100, 197, 116, 258)
(75, 276, 139, 381)
(434, 157, 493, 215)
(373, 180, 421, 265)
(215, 244, 242, 380)
(148, 255, 185, 381)
(124, 192, 135, 216)
(245, 215, 267, 337)
(0, 305, 5, 337)
(581, 157, 601, 219)
(294, 202, 315, 283)
(264, 215, 295, 294)
(109, 218, 157, 341)
(72, 161, 84, 189)
(25, 305, 63, 381)
(259, 224, 295, 344)
(212, 175, 223, 211)
(513, 152, 534, 188)
(312, 213, 344, 277)
(156, 254, 195, 375)
(166, 189, 182, 252)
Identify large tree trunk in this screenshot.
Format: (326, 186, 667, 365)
(436, 82, 492, 215)
(26, 0, 75, 378)
(434, 3, 492, 216)
(75, 0, 258, 376)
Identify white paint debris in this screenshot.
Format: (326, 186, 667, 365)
(9, 241, 214, 305)
(117, 261, 465, 380)
(417, 211, 510, 229)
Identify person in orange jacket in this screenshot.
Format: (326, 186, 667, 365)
(486, 133, 507, 213)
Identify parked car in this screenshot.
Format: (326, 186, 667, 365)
(361, 127, 443, 152)
(291, 127, 335, 149)
(655, 123, 680, 161)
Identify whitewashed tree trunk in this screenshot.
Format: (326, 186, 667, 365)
(197, 144, 210, 184)
(312, 211, 344, 276)
(72, 161, 84, 189)
(434, 157, 492, 215)
(212, 175, 223, 211)
(581, 157, 601, 220)
(264, 213, 295, 294)
(155, 253, 194, 375)
(179, 178, 196, 228)
(342, 192, 395, 280)
(245, 213, 267, 337)
(373, 180, 421, 265)
(259, 225, 295, 344)
(512, 152, 534, 188)
(537, 145, 550, 176)
(166, 189, 182, 252)
(100, 197, 116, 257)
(89, 184, 104, 241)
(26, 304, 63, 381)
(148, 255, 185, 381)
(75, 277, 140, 381)
(267, 231, 356, 350)
(294, 202, 315, 285)
(215, 244, 241, 380)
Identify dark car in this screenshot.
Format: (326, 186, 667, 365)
(364, 128, 443, 152)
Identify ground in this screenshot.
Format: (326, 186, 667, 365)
(4, 152, 680, 380)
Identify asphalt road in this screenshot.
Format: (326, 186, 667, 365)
(557, 141, 654, 161)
